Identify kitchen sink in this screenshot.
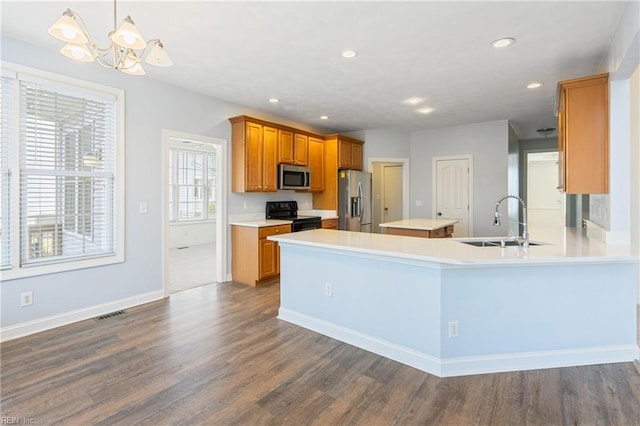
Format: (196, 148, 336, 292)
(458, 240, 541, 247)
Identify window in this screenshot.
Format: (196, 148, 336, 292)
(0, 63, 124, 279)
(168, 146, 216, 222)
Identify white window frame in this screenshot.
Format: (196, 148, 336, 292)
(168, 146, 217, 223)
(0, 62, 125, 281)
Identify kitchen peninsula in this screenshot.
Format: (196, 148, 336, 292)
(269, 229, 639, 377)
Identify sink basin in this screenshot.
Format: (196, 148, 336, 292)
(458, 240, 541, 247)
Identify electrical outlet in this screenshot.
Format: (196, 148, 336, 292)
(415, 200, 422, 206)
(21, 291, 33, 307)
(324, 283, 333, 297)
(448, 320, 459, 338)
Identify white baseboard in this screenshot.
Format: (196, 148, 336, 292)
(0, 290, 165, 342)
(278, 308, 640, 378)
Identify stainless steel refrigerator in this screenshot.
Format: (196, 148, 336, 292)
(338, 169, 372, 232)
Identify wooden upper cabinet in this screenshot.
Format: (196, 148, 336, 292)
(556, 73, 609, 194)
(262, 126, 278, 192)
(231, 115, 363, 196)
(338, 139, 352, 169)
(278, 129, 294, 164)
(278, 130, 308, 166)
(308, 137, 324, 192)
(338, 138, 364, 171)
(243, 121, 263, 192)
(230, 116, 278, 193)
(351, 142, 363, 171)
(313, 134, 365, 210)
(293, 134, 309, 166)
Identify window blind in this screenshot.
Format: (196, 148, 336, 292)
(19, 80, 116, 266)
(0, 75, 13, 269)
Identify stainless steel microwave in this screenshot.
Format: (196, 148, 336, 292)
(278, 164, 310, 190)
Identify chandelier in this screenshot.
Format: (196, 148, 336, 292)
(47, 0, 172, 76)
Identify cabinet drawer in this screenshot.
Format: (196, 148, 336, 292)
(259, 224, 291, 239)
(322, 218, 338, 229)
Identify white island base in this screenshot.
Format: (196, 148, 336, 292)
(272, 230, 639, 378)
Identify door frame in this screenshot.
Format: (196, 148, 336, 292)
(161, 129, 228, 297)
(432, 154, 474, 237)
(368, 157, 410, 221)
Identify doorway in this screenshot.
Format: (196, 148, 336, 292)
(526, 151, 564, 229)
(162, 130, 227, 296)
(432, 155, 473, 237)
(369, 158, 410, 233)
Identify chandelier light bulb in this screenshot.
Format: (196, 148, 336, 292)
(111, 16, 147, 50)
(61, 26, 77, 40)
(48, 11, 88, 44)
(60, 43, 94, 62)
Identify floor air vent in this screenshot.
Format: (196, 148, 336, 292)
(94, 310, 126, 321)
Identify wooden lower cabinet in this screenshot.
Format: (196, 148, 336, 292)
(384, 225, 454, 238)
(321, 218, 338, 229)
(231, 224, 291, 286)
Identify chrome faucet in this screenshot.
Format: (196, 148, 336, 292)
(493, 195, 529, 248)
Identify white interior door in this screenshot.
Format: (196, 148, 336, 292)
(434, 157, 470, 237)
(383, 165, 403, 223)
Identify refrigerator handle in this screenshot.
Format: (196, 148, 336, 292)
(357, 182, 364, 220)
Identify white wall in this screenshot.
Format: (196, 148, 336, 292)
(409, 121, 509, 237)
(0, 36, 323, 330)
(590, 0, 639, 245)
(630, 66, 640, 303)
(359, 129, 411, 159)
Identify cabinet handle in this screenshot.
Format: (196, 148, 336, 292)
(276, 229, 280, 233)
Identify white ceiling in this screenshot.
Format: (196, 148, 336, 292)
(1, 1, 630, 139)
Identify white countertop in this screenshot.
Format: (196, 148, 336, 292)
(269, 227, 639, 266)
(230, 219, 292, 228)
(379, 218, 459, 230)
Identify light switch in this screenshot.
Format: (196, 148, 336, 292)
(139, 202, 148, 214)
(415, 200, 423, 207)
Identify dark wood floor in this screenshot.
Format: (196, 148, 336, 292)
(2, 281, 639, 425)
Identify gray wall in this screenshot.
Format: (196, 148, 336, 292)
(409, 120, 510, 237)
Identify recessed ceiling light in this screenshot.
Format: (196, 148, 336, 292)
(268, 98, 279, 103)
(417, 107, 434, 114)
(527, 82, 543, 89)
(404, 97, 423, 105)
(341, 50, 357, 58)
(320, 115, 329, 120)
(492, 37, 516, 48)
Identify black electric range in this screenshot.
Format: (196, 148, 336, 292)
(265, 201, 322, 232)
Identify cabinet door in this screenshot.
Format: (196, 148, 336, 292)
(262, 126, 278, 192)
(278, 129, 294, 164)
(294, 134, 309, 166)
(308, 137, 324, 192)
(557, 73, 608, 194)
(259, 238, 278, 279)
(338, 140, 352, 169)
(351, 143, 363, 171)
(245, 122, 263, 191)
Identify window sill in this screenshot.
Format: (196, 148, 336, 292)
(0, 252, 124, 281)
